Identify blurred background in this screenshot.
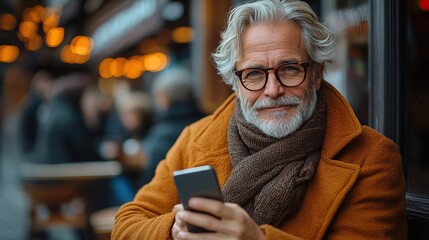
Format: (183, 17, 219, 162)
(0, 0, 428, 239)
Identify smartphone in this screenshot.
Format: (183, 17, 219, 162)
(173, 165, 224, 233)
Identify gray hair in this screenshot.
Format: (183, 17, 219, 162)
(152, 66, 193, 102)
(212, 0, 334, 91)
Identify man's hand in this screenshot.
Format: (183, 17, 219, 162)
(171, 197, 266, 240)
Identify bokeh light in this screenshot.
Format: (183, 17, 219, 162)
(24, 35, 43, 51)
(0, 13, 17, 31)
(124, 59, 143, 79)
(19, 21, 38, 39)
(60, 45, 73, 63)
(172, 26, 193, 43)
(22, 8, 41, 23)
(0, 45, 20, 63)
(419, 0, 429, 11)
(45, 27, 64, 47)
(42, 14, 59, 33)
(110, 58, 128, 77)
(99, 58, 114, 78)
(143, 52, 169, 72)
(70, 36, 93, 55)
(33, 5, 47, 21)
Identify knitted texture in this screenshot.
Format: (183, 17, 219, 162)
(223, 91, 327, 227)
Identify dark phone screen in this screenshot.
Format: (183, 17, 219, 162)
(173, 165, 223, 232)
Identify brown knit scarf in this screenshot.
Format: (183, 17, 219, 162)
(222, 91, 327, 227)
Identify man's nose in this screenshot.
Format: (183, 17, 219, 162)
(263, 71, 284, 98)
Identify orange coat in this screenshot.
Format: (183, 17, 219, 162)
(112, 81, 407, 239)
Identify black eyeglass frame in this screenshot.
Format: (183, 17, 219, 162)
(234, 61, 311, 91)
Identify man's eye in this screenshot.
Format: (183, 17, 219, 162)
(244, 69, 264, 79)
(278, 64, 301, 74)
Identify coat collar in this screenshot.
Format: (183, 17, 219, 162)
(320, 81, 362, 159)
(193, 80, 363, 161)
(192, 79, 363, 176)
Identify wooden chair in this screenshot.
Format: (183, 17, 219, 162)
(19, 161, 122, 239)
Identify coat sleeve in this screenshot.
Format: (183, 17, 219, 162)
(325, 130, 408, 239)
(111, 127, 192, 239)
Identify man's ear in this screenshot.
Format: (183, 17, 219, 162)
(315, 65, 323, 90)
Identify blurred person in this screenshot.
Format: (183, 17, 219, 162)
(99, 91, 152, 190)
(117, 91, 152, 140)
(19, 72, 115, 239)
(18, 70, 54, 156)
(101, 79, 132, 141)
(112, 1, 407, 239)
(29, 73, 131, 211)
(32, 73, 107, 164)
(139, 66, 205, 185)
(100, 90, 152, 159)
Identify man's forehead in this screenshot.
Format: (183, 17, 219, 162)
(241, 22, 304, 53)
(237, 22, 307, 67)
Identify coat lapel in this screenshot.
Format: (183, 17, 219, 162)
(281, 81, 363, 239)
(282, 157, 360, 239)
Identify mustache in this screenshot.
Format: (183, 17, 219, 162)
(252, 95, 301, 110)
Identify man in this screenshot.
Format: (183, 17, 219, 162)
(112, 1, 407, 239)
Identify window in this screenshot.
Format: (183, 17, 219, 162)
(405, 2, 429, 235)
(321, 0, 369, 125)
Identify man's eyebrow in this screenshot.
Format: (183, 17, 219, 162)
(246, 64, 265, 69)
(237, 58, 301, 70)
(237, 63, 266, 70)
(278, 59, 300, 65)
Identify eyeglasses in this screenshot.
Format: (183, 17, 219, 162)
(234, 62, 311, 91)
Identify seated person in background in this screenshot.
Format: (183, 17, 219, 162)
(100, 91, 152, 160)
(32, 73, 107, 164)
(18, 70, 53, 156)
(112, 0, 407, 239)
(139, 66, 205, 185)
(99, 91, 152, 189)
(30, 72, 128, 210)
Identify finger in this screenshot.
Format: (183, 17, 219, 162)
(172, 213, 187, 239)
(175, 210, 188, 230)
(188, 197, 236, 219)
(176, 230, 224, 240)
(173, 204, 184, 214)
(179, 209, 226, 233)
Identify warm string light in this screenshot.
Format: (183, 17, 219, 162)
(1, 4, 92, 64)
(0, 45, 20, 63)
(171, 26, 193, 43)
(98, 52, 169, 80)
(59, 35, 94, 64)
(45, 27, 64, 47)
(3, 4, 192, 65)
(0, 13, 17, 31)
(14, 5, 63, 52)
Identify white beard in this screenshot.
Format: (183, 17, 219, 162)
(238, 85, 317, 139)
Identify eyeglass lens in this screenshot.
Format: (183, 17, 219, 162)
(241, 63, 306, 90)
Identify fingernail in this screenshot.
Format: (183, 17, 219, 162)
(189, 198, 197, 206)
(178, 231, 186, 238)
